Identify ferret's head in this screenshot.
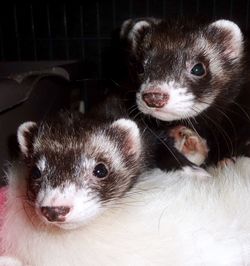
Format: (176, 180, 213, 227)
(121, 18, 244, 121)
(17, 114, 142, 229)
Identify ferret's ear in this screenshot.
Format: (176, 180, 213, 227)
(111, 118, 141, 159)
(120, 18, 159, 51)
(208, 19, 243, 60)
(17, 121, 38, 158)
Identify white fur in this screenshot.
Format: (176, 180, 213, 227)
(36, 183, 102, 229)
(137, 80, 214, 121)
(2, 157, 250, 265)
(184, 151, 207, 166)
(130, 21, 150, 37)
(111, 118, 141, 158)
(112, 118, 139, 138)
(120, 19, 132, 38)
(88, 132, 126, 172)
(195, 37, 224, 77)
(36, 157, 46, 172)
(17, 122, 36, 156)
(0, 257, 22, 266)
(128, 20, 151, 50)
(209, 19, 243, 60)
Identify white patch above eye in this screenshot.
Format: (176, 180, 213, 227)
(37, 157, 46, 172)
(87, 133, 126, 172)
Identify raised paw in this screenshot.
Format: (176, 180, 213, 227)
(169, 126, 209, 166)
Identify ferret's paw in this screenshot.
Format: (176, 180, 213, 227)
(217, 157, 236, 168)
(169, 126, 209, 166)
(182, 166, 212, 180)
(0, 256, 23, 266)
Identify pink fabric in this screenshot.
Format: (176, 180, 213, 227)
(0, 187, 6, 254)
(0, 187, 7, 211)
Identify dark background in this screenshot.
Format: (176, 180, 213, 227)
(0, 0, 250, 79)
(0, 0, 250, 183)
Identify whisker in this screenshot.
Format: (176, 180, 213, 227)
(192, 106, 234, 158)
(197, 99, 236, 129)
(132, 112, 143, 121)
(231, 101, 250, 122)
(140, 118, 183, 167)
(186, 117, 200, 137)
(190, 107, 221, 161)
(128, 105, 139, 117)
(197, 99, 238, 142)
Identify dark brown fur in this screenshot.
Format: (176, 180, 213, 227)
(20, 112, 149, 204)
(120, 17, 250, 164)
(122, 18, 244, 107)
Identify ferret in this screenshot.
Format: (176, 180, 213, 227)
(1, 111, 250, 265)
(120, 17, 250, 164)
(0, 112, 148, 265)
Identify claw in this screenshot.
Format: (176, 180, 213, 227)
(169, 126, 209, 166)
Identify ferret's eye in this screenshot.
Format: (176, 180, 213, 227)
(93, 163, 109, 178)
(191, 63, 206, 76)
(31, 166, 41, 180)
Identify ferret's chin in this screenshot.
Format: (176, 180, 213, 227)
(43, 209, 105, 230)
(54, 222, 84, 230)
(137, 104, 189, 121)
(138, 101, 207, 121)
(147, 109, 184, 121)
(38, 217, 94, 230)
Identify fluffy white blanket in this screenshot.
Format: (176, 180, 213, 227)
(1, 158, 250, 266)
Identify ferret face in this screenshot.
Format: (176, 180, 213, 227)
(17, 115, 142, 229)
(121, 18, 244, 121)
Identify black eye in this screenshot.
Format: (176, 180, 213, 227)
(190, 63, 206, 76)
(31, 166, 41, 180)
(93, 163, 109, 178)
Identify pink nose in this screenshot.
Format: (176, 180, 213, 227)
(142, 92, 169, 108)
(41, 206, 71, 222)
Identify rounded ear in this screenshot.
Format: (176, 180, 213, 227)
(17, 121, 38, 158)
(120, 18, 159, 51)
(208, 19, 243, 61)
(111, 118, 141, 159)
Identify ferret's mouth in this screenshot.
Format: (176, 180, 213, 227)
(136, 92, 188, 121)
(37, 214, 82, 230)
(52, 221, 82, 230)
(147, 108, 186, 121)
(136, 90, 212, 121)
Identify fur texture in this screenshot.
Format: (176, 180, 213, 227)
(15, 113, 147, 229)
(1, 157, 250, 265)
(121, 18, 244, 121)
(120, 17, 250, 164)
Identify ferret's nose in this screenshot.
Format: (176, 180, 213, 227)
(142, 92, 169, 108)
(40, 206, 71, 222)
